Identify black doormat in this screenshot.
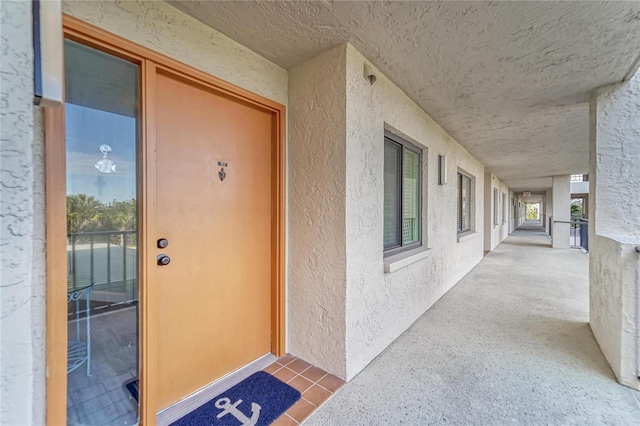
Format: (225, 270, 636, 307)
(171, 371, 300, 426)
(124, 377, 139, 403)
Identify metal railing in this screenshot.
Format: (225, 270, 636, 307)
(67, 230, 138, 312)
(553, 219, 588, 251)
(569, 219, 588, 251)
(579, 219, 588, 252)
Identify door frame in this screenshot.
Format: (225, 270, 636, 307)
(45, 15, 286, 426)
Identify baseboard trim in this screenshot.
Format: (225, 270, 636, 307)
(157, 353, 277, 425)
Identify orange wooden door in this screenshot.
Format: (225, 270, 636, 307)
(154, 69, 273, 411)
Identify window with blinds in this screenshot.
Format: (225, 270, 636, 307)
(383, 131, 422, 256)
(457, 172, 472, 233)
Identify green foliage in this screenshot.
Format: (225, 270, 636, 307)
(571, 199, 582, 220)
(525, 203, 540, 220)
(67, 194, 137, 234)
(67, 194, 103, 233)
(100, 199, 137, 232)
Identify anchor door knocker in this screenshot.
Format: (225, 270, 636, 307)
(218, 161, 227, 182)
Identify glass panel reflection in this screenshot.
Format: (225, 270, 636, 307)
(65, 40, 140, 426)
(384, 141, 401, 248)
(402, 149, 420, 245)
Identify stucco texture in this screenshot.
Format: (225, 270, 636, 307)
(590, 73, 640, 239)
(484, 173, 510, 251)
(308, 230, 640, 425)
(63, 0, 288, 105)
(170, 1, 640, 183)
(288, 43, 486, 381)
(551, 175, 571, 249)
(589, 73, 640, 390)
(288, 45, 348, 379)
(2, 0, 289, 421)
(0, 1, 47, 425)
(344, 45, 485, 379)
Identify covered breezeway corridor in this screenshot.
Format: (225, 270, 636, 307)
(307, 230, 640, 425)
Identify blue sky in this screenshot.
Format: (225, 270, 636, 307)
(66, 103, 137, 203)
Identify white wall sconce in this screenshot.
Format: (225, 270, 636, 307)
(363, 62, 377, 85)
(438, 155, 448, 185)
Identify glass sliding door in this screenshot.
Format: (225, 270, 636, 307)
(64, 39, 140, 426)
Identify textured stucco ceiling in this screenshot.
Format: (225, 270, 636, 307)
(169, 1, 640, 189)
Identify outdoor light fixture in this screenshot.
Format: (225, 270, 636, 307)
(438, 155, 447, 185)
(363, 62, 377, 85)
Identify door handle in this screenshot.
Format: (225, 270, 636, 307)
(157, 254, 171, 266)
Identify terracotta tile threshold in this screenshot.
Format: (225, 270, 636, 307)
(264, 355, 345, 425)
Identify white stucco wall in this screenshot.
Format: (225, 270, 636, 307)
(2, 0, 289, 421)
(62, 0, 287, 105)
(509, 191, 526, 233)
(590, 75, 640, 240)
(484, 174, 510, 252)
(589, 234, 640, 390)
(589, 73, 640, 390)
(590, 235, 623, 377)
(552, 175, 571, 249)
(545, 189, 553, 234)
(288, 45, 348, 379)
(571, 181, 589, 196)
(0, 1, 47, 425)
(287, 43, 486, 380)
(343, 45, 485, 379)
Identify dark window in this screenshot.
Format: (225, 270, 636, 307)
(493, 188, 499, 225)
(502, 192, 507, 223)
(384, 132, 422, 255)
(457, 172, 472, 233)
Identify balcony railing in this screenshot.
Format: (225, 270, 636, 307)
(569, 219, 588, 251)
(67, 230, 138, 313)
(550, 219, 588, 251)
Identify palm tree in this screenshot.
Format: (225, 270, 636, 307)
(101, 199, 137, 245)
(67, 194, 103, 234)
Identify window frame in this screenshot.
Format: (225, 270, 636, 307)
(457, 171, 473, 234)
(383, 131, 423, 257)
(501, 192, 507, 224)
(493, 188, 499, 226)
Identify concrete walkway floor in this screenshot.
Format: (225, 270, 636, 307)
(306, 229, 640, 425)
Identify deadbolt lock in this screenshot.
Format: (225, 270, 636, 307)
(157, 238, 169, 249)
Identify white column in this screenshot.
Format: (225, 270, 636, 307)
(544, 189, 552, 234)
(289, 45, 348, 379)
(551, 176, 570, 248)
(538, 199, 544, 232)
(589, 72, 640, 390)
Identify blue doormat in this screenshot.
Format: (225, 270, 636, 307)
(171, 371, 301, 426)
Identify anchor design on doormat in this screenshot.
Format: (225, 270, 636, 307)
(215, 397, 261, 426)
